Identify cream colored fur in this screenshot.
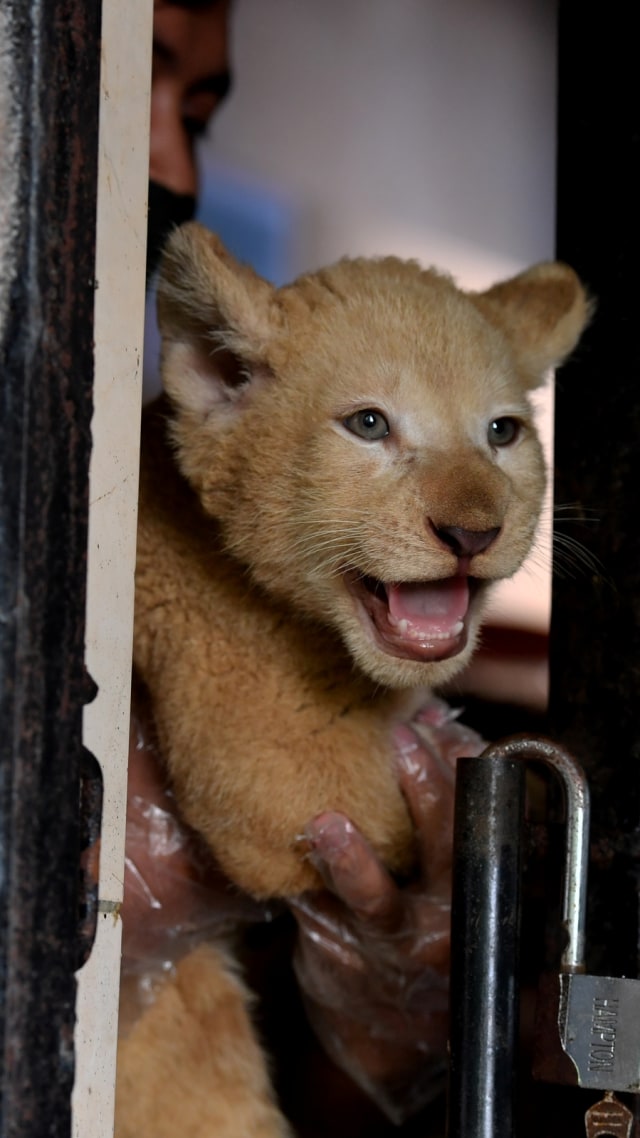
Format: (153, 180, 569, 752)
(117, 945, 293, 1138)
(117, 224, 590, 1136)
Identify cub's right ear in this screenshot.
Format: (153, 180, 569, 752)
(156, 222, 277, 418)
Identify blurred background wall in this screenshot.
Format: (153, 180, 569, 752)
(205, 0, 557, 285)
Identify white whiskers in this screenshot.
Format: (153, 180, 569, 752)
(550, 501, 606, 581)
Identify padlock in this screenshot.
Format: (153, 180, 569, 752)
(527, 740, 640, 1095)
(447, 735, 639, 1138)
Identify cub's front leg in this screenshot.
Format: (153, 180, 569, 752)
(136, 605, 417, 899)
(116, 943, 293, 1138)
(134, 513, 417, 900)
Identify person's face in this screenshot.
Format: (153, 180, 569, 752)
(150, 0, 232, 197)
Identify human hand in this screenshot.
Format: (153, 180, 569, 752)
(290, 700, 486, 1123)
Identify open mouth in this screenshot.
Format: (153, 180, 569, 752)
(344, 571, 481, 663)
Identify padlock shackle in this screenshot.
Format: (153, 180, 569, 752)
(483, 736, 591, 973)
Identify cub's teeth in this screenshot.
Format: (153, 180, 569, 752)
(391, 617, 465, 642)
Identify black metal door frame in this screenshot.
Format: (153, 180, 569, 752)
(551, 3, 639, 979)
(0, 3, 101, 1134)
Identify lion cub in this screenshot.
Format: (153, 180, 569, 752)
(117, 225, 589, 1137)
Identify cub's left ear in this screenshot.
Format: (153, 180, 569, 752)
(471, 262, 593, 387)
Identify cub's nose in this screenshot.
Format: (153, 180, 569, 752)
(431, 522, 501, 558)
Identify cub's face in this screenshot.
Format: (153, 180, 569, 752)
(158, 227, 590, 690)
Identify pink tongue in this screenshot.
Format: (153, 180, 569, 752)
(387, 578, 470, 637)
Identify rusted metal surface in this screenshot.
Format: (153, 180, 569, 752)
(0, 1, 101, 1134)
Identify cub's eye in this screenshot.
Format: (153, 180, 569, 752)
(488, 417, 520, 447)
(343, 409, 390, 440)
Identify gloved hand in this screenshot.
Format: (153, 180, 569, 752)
(290, 700, 486, 1123)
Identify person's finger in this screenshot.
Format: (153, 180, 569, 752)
(303, 811, 406, 934)
(393, 724, 455, 885)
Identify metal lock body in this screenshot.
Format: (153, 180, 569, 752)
(536, 972, 640, 1093)
(558, 973, 640, 1092)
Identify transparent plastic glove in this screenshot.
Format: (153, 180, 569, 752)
(120, 708, 273, 1031)
(290, 699, 487, 1124)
